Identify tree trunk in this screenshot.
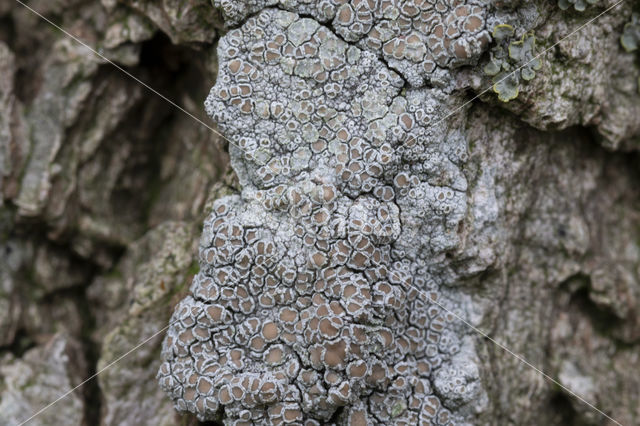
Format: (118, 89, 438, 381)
(1, 1, 639, 425)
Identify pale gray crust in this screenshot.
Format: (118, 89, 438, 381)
(158, 7, 484, 425)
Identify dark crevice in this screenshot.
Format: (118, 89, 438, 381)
(547, 391, 584, 426)
(198, 420, 224, 426)
(0, 14, 15, 46)
(563, 280, 634, 346)
(0, 328, 36, 358)
(75, 285, 102, 426)
(328, 406, 346, 424)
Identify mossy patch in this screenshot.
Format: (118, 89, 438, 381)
(186, 259, 199, 276)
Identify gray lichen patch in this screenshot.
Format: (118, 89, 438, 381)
(159, 7, 484, 425)
(212, 0, 492, 87)
(432, 338, 486, 412)
(332, 0, 492, 87)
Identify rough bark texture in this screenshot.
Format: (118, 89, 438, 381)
(0, 1, 639, 425)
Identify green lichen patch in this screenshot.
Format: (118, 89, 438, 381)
(558, 0, 597, 12)
(492, 24, 515, 42)
(492, 73, 520, 102)
(620, 14, 640, 94)
(390, 401, 407, 418)
(620, 14, 640, 53)
(484, 27, 542, 102)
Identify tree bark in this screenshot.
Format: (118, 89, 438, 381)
(0, 1, 639, 425)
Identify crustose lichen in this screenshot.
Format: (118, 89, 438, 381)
(158, 6, 483, 425)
